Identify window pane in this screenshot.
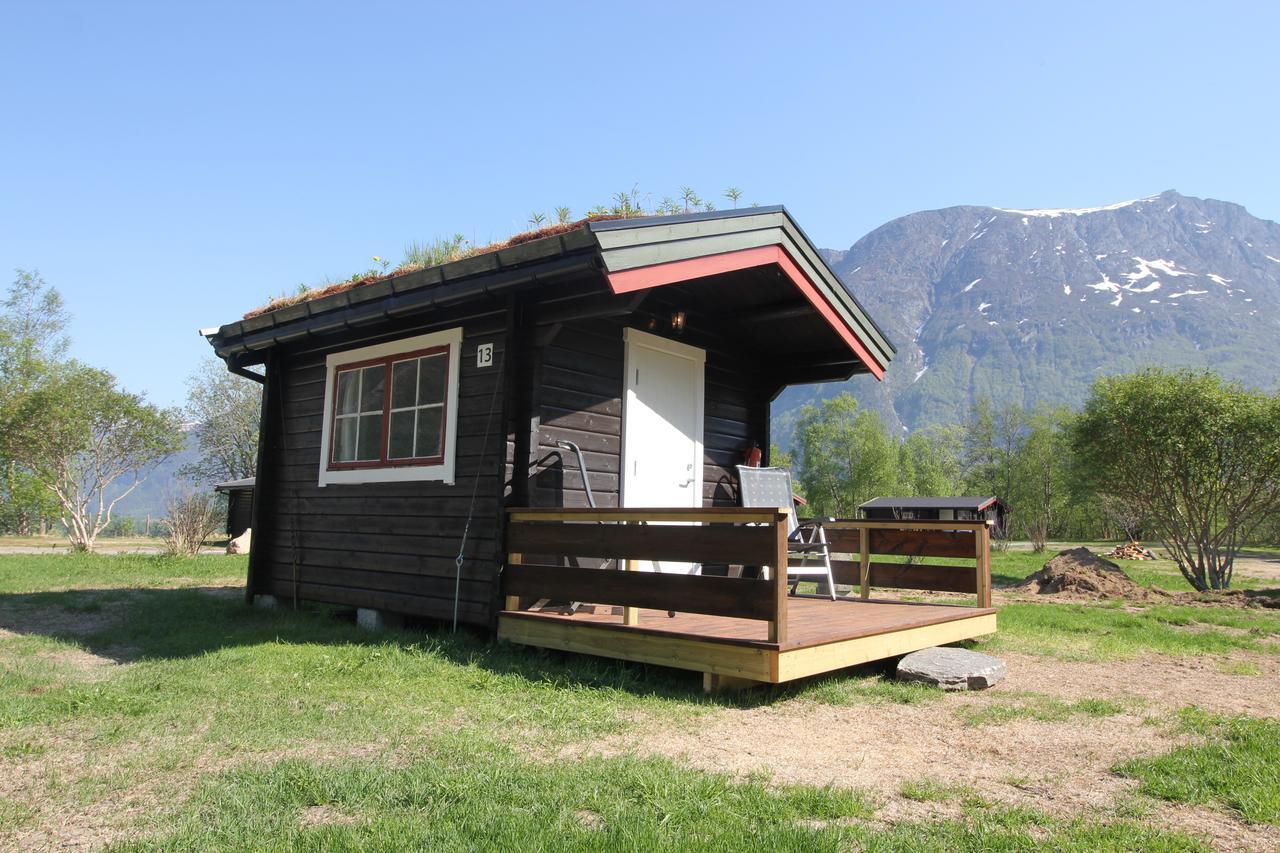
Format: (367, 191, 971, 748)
(388, 410, 415, 459)
(333, 417, 358, 462)
(418, 355, 447, 404)
(336, 370, 360, 415)
(415, 407, 443, 458)
(391, 360, 417, 409)
(357, 413, 383, 460)
(360, 366, 385, 412)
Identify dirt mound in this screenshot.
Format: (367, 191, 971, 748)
(1015, 547, 1157, 600)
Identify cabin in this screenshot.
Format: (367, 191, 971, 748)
(203, 207, 997, 690)
(213, 477, 255, 539)
(860, 496, 1009, 538)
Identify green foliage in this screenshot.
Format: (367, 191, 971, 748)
(1, 364, 183, 551)
(0, 270, 69, 534)
(899, 424, 964, 497)
(793, 393, 898, 516)
(961, 396, 1025, 500)
(102, 515, 136, 538)
(1072, 369, 1280, 590)
(1116, 709, 1280, 825)
(181, 357, 260, 486)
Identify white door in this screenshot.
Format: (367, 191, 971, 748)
(620, 328, 705, 573)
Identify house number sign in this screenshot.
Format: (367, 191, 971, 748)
(476, 342, 494, 368)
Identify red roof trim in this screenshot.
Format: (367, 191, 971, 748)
(604, 245, 886, 379)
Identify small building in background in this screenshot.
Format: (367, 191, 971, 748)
(859, 496, 1008, 538)
(214, 477, 255, 539)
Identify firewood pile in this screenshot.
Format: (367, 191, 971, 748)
(1105, 542, 1156, 560)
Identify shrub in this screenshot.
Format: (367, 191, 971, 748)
(162, 492, 221, 557)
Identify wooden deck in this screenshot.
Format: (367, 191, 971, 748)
(499, 508, 998, 690)
(499, 596, 997, 688)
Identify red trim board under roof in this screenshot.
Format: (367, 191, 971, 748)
(603, 245, 886, 379)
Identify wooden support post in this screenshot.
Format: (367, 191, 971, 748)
(504, 553, 523, 611)
(975, 523, 992, 608)
(859, 527, 871, 600)
(769, 512, 788, 645)
(703, 672, 764, 693)
(622, 556, 639, 626)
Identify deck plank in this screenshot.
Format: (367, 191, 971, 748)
(500, 596, 996, 652)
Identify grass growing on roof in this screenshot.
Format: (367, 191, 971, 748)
(1115, 708, 1280, 825)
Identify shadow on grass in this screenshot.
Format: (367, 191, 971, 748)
(0, 585, 875, 709)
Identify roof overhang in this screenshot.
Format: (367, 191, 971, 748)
(588, 207, 894, 378)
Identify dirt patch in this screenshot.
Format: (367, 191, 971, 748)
(1229, 550, 1280, 583)
(583, 650, 1280, 851)
(299, 804, 362, 828)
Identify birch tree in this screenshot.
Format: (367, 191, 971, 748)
(180, 357, 260, 484)
(4, 365, 182, 551)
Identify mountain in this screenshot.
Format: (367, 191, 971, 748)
(777, 190, 1280, 439)
(109, 427, 203, 523)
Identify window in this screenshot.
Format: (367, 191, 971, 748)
(318, 328, 462, 486)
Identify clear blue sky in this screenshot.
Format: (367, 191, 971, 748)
(3, 1, 1277, 406)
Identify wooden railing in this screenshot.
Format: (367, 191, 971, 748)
(503, 507, 793, 642)
(820, 519, 993, 608)
(500, 511, 995, 646)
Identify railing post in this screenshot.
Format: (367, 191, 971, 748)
(622, 524, 639, 626)
(504, 552, 523, 611)
(858, 526, 871, 600)
(769, 511, 788, 644)
(975, 522, 992, 608)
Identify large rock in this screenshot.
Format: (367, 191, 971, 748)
(228, 528, 252, 555)
(896, 647, 1007, 691)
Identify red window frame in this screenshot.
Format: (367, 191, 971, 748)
(327, 344, 450, 471)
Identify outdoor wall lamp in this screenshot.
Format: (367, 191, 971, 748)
(670, 310, 686, 333)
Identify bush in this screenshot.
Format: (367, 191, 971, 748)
(162, 492, 221, 557)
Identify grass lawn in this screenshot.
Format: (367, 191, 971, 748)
(1116, 709, 1280, 826)
(0, 552, 1273, 849)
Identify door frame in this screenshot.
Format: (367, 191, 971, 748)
(619, 327, 706, 508)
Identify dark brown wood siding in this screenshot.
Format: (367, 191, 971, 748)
(528, 320, 765, 511)
(226, 490, 254, 538)
(252, 307, 511, 626)
(532, 320, 624, 509)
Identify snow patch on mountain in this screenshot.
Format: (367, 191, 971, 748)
(1127, 257, 1193, 282)
(995, 196, 1154, 218)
